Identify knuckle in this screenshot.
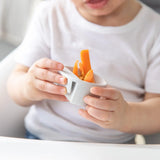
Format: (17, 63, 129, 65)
(38, 82, 47, 91)
(41, 70, 48, 77)
(110, 89, 116, 97)
(101, 88, 107, 95)
(106, 102, 113, 111)
(52, 75, 58, 82)
(110, 89, 119, 99)
(28, 67, 35, 75)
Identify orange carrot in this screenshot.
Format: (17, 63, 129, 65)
(80, 50, 91, 75)
(79, 62, 85, 79)
(73, 60, 79, 77)
(84, 69, 95, 83)
(72, 50, 94, 83)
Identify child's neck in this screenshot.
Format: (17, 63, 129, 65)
(79, 0, 141, 26)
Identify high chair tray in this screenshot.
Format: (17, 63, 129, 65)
(0, 136, 160, 160)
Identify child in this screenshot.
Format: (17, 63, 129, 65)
(7, 0, 160, 144)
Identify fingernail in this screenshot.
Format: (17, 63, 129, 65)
(90, 87, 96, 93)
(57, 64, 63, 70)
(64, 78, 67, 84)
(59, 77, 65, 84)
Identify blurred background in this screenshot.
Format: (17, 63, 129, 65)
(0, 0, 42, 61)
(0, 0, 160, 61)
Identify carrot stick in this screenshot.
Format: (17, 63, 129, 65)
(80, 50, 91, 75)
(73, 60, 79, 77)
(79, 62, 85, 79)
(84, 69, 95, 83)
(72, 50, 95, 83)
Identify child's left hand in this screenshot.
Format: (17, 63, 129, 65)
(79, 86, 130, 132)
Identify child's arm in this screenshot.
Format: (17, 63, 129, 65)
(126, 93, 160, 134)
(79, 86, 160, 135)
(7, 58, 68, 107)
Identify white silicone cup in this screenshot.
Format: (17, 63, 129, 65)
(59, 66, 107, 106)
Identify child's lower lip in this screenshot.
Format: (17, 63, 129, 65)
(85, 0, 109, 9)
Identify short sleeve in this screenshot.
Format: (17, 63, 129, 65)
(15, 2, 51, 67)
(145, 35, 160, 93)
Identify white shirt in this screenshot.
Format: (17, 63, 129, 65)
(15, 0, 160, 143)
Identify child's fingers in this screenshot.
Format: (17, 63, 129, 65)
(35, 58, 64, 71)
(90, 86, 121, 100)
(84, 96, 116, 111)
(86, 105, 113, 122)
(32, 67, 67, 85)
(40, 91, 68, 102)
(34, 79, 67, 95)
(78, 109, 111, 129)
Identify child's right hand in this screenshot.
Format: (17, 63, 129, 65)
(23, 58, 68, 102)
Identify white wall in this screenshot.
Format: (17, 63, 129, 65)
(0, 0, 42, 45)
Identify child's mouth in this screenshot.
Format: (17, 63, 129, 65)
(85, 0, 109, 9)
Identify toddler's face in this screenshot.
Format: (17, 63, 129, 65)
(71, 0, 128, 17)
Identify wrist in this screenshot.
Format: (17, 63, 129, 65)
(121, 102, 139, 133)
(122, 102, 148, 134)
(20, 74, 38, 106)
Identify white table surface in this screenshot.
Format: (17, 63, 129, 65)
(0, 136, 160, 160)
